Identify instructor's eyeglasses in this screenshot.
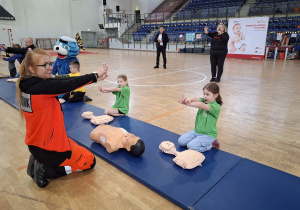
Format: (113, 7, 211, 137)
(36, 62, 54, 70)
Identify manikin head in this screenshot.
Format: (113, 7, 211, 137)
(159, 141, 178, 156)
(159, 141, 206, 169)
(122, 133, 145, 157)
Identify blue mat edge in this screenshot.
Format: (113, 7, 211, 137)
(190, 157, 244, 208)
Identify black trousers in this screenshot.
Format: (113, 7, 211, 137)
(210, 53, 227, 79)
(156, 46, 167, 66)
(29, 144, 96, 179)
(63, 91, 85, 103)
(9, 68, 17, 78)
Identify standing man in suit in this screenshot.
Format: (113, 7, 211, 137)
(154, 26, 169, 69)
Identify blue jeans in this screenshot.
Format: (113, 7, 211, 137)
(178, 130, 216, 152)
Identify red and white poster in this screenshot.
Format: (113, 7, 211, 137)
(227, 17, 269, 60)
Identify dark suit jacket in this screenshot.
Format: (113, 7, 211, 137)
(154, 32, 169, 49)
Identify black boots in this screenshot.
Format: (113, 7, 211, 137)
(33, 158, 49, 188)
(27, 154, 49, 187)
(210, 77, 221, 82)
(27, 154, 35, 178)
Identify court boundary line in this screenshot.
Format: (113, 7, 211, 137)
(86, 66, 209, 87)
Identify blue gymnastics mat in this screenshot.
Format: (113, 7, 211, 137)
(0, 79, 18, 109)
(64, 103, 242, 209)
(2, 78, 300, 209)
(0, 77, 13, 86)
(194, 158, 300, 210)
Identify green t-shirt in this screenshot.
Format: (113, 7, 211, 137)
(111, 85, 130, 114)
(194, 98, 221, 138)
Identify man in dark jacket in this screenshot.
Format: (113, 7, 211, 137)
(154, 26, 169, 69)
(0, 37, 36, 63)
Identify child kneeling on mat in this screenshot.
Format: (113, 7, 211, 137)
(178, 82, 222, 152)
(98, 74, 130, 116)
(0, 44, 22, 78)
(59, 60, 86, 103)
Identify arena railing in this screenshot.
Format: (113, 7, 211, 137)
(20, 38, 59, 50)
(104, 1, 300, 26)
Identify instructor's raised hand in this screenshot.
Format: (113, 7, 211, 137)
(97, 63, 108, 81)
(204, 26, 208, 34)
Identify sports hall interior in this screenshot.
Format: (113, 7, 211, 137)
(0, 0, 300, 209)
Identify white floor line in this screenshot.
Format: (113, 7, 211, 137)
(86, 65, 209, 88)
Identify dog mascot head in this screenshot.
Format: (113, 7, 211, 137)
(53, 36, 79, 59)
(52, 36, 79, 75)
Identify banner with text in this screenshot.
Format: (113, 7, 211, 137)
(227, 17, 269, 60)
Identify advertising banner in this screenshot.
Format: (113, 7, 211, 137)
(227, 17, 269, 60)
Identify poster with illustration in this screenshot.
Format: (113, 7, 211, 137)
(185, 33, 195, 41)
(227, 17, 269, 60)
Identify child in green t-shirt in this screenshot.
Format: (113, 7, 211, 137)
(178, 83, 223, 152)
(98, 74, 130, 116)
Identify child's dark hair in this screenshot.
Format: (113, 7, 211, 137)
(12, 44, 21, 48)
(203, 83, 223, 106)
(117, 74, 129, 87)
(69, 60, 80, 69)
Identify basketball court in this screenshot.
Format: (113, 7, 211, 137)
(1, 48, 300, 209)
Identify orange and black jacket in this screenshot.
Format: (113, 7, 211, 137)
(19, 73, 97, 153)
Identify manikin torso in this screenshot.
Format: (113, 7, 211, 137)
(90, 124, 140, 153)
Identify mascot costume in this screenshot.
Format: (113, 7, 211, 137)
(52, 36, 79, 76)
(52, 36, 92, 101)
(75, 32, 85, 50)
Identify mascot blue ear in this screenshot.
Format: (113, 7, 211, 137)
(68, 42, 77, 48)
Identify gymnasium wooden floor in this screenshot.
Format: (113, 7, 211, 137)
(0, 49, 300, 209)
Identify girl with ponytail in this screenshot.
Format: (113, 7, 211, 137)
(16, 49, 108, 188)
(178, 82, 222, 152)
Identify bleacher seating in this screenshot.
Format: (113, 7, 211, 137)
(132, 16, 300, 46)
(268, 16, 300, 32)
(145, 0, 187, 22)
(128, 0, 300, 46)
(174, 0, 246, 20)
(248, 0, 300, 16)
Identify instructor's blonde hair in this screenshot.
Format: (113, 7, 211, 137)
(16, 49, 49, 118)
